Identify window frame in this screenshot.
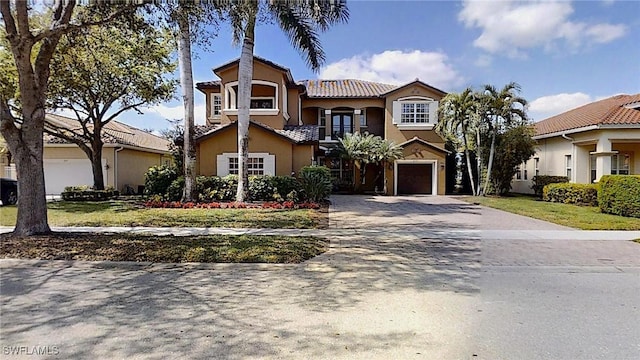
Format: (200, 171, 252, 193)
(217, 153, 275, 176)
(210, 93, 222, 118)
(565, 154, 572, 179)
(611, 153, 630, 175)
(223, 80, 279, 116)
(392, 96, 438, 129)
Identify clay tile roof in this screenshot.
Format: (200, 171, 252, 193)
(195, 80, 221, 90)
(301, 79, 397, 98)
(534, 94, 640, 137)
(195, 121, 318, 144)
(279, 125, 319, 143)
(44, 114, 171, 153)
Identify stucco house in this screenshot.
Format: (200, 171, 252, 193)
(195, 56, 449, 195)
(39, 114, 172, 195)
(511, 94, 640, 194)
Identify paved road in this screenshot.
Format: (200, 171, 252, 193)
(1, 195, 639, 359)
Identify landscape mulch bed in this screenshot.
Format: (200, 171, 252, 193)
(0, 232, 328, 264)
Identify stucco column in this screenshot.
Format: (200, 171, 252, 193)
(574, 144, 591, 183)
(324, 109, 332, 141)
(354, 109, 362, 133)
(595, 138, 612, 182)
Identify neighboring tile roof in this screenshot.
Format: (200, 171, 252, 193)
(44, 114, 171, 153)
(195, 121, 318, 144)
(301, 79, 397, 98)
(534, 94, 640, 137)
(279, 125, 319, 143)
(195, 80, 221, 90)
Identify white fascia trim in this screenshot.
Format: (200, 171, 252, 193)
(393, 159, 438, 196)
(222, 109, 279, 116)
(599, 124, 640, 129)
(397, 124, 435, 130)
(532, 125, 599, 140)
(397, 96, 434, 102)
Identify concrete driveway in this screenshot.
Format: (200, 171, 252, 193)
(1, 195, 639, 359)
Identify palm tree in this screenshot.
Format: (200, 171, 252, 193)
(437, 87, 479, 195)
(228, 0, 349, 202)
(372, 138, 403, 194)
(481, 82, 527, 195)
(159, 3, 220, 202)
(335, 132, 378, 191)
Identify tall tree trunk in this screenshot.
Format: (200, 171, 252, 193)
(91, 139, 105, 190)
(475, 127, 482, 196)
(462, 132, 476, 196)
(177, 14, 196, 202)
(3, 107, 51, 235)
(483, 125, 497, 196)
(235, 14, 256, 202)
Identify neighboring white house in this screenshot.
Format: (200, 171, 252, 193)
(512, 94, 640, 194)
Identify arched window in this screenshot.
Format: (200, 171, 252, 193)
(224, 80, 279, 115)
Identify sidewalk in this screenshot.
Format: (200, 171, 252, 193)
(2, 226, 639, 241)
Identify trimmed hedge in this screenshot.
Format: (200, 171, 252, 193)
(543, 183, 598, 206)
(598, 175, 640, 218)
(62, 186, 119, 201)
(142, 166, 331, 202)
(531, 175, 569, 198)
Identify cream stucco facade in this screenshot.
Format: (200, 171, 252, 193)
(512, 128, 640, 194)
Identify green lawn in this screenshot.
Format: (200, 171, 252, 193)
(0, 232, 328, 263)
(462, 194, 640, 230)
(0, 200, 326, 229)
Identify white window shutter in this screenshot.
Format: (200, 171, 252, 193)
(429, 101, 438, 123)
(392, 101, 401, 124)
(217, 154, 228, 176)
(264, 154, 275, 175)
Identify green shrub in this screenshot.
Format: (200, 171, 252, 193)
(249, 176, 276, 201)
(300, 165, 331, 179)
(531, 175, 569, 198)
(166, 176, 185, 201)
(543, 183, 598, 206)
(271, 176, 300, 202)
(144, 165, 178, 198)
(598, 175, 640, 218)
(299, 167, 332, 202)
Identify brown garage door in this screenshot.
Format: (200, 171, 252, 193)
(397, 163, 433, 195)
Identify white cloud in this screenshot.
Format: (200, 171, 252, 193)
(144, 103, 207, 125)
(458, 0, 627, 57)
(528, 92, 593, 121)
(319, 50, 464, 90)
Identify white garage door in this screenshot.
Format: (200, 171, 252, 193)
(44, 159, 106, 195)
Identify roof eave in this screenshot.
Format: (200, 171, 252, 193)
(532, 125, 599, 140)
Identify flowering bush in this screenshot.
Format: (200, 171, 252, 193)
(143, 200, 321, 210)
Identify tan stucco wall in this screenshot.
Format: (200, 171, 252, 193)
(292, 145, 315, 175)
(364, 107, 385, 137)
(384, 84, 445, 146)
(197, 124, 313, 177)
(301, 107, 318, 126)
(43, 146, 116, 187)
(116, 149, 170, 192)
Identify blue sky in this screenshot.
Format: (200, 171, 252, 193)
(121, 0, 640, 132)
